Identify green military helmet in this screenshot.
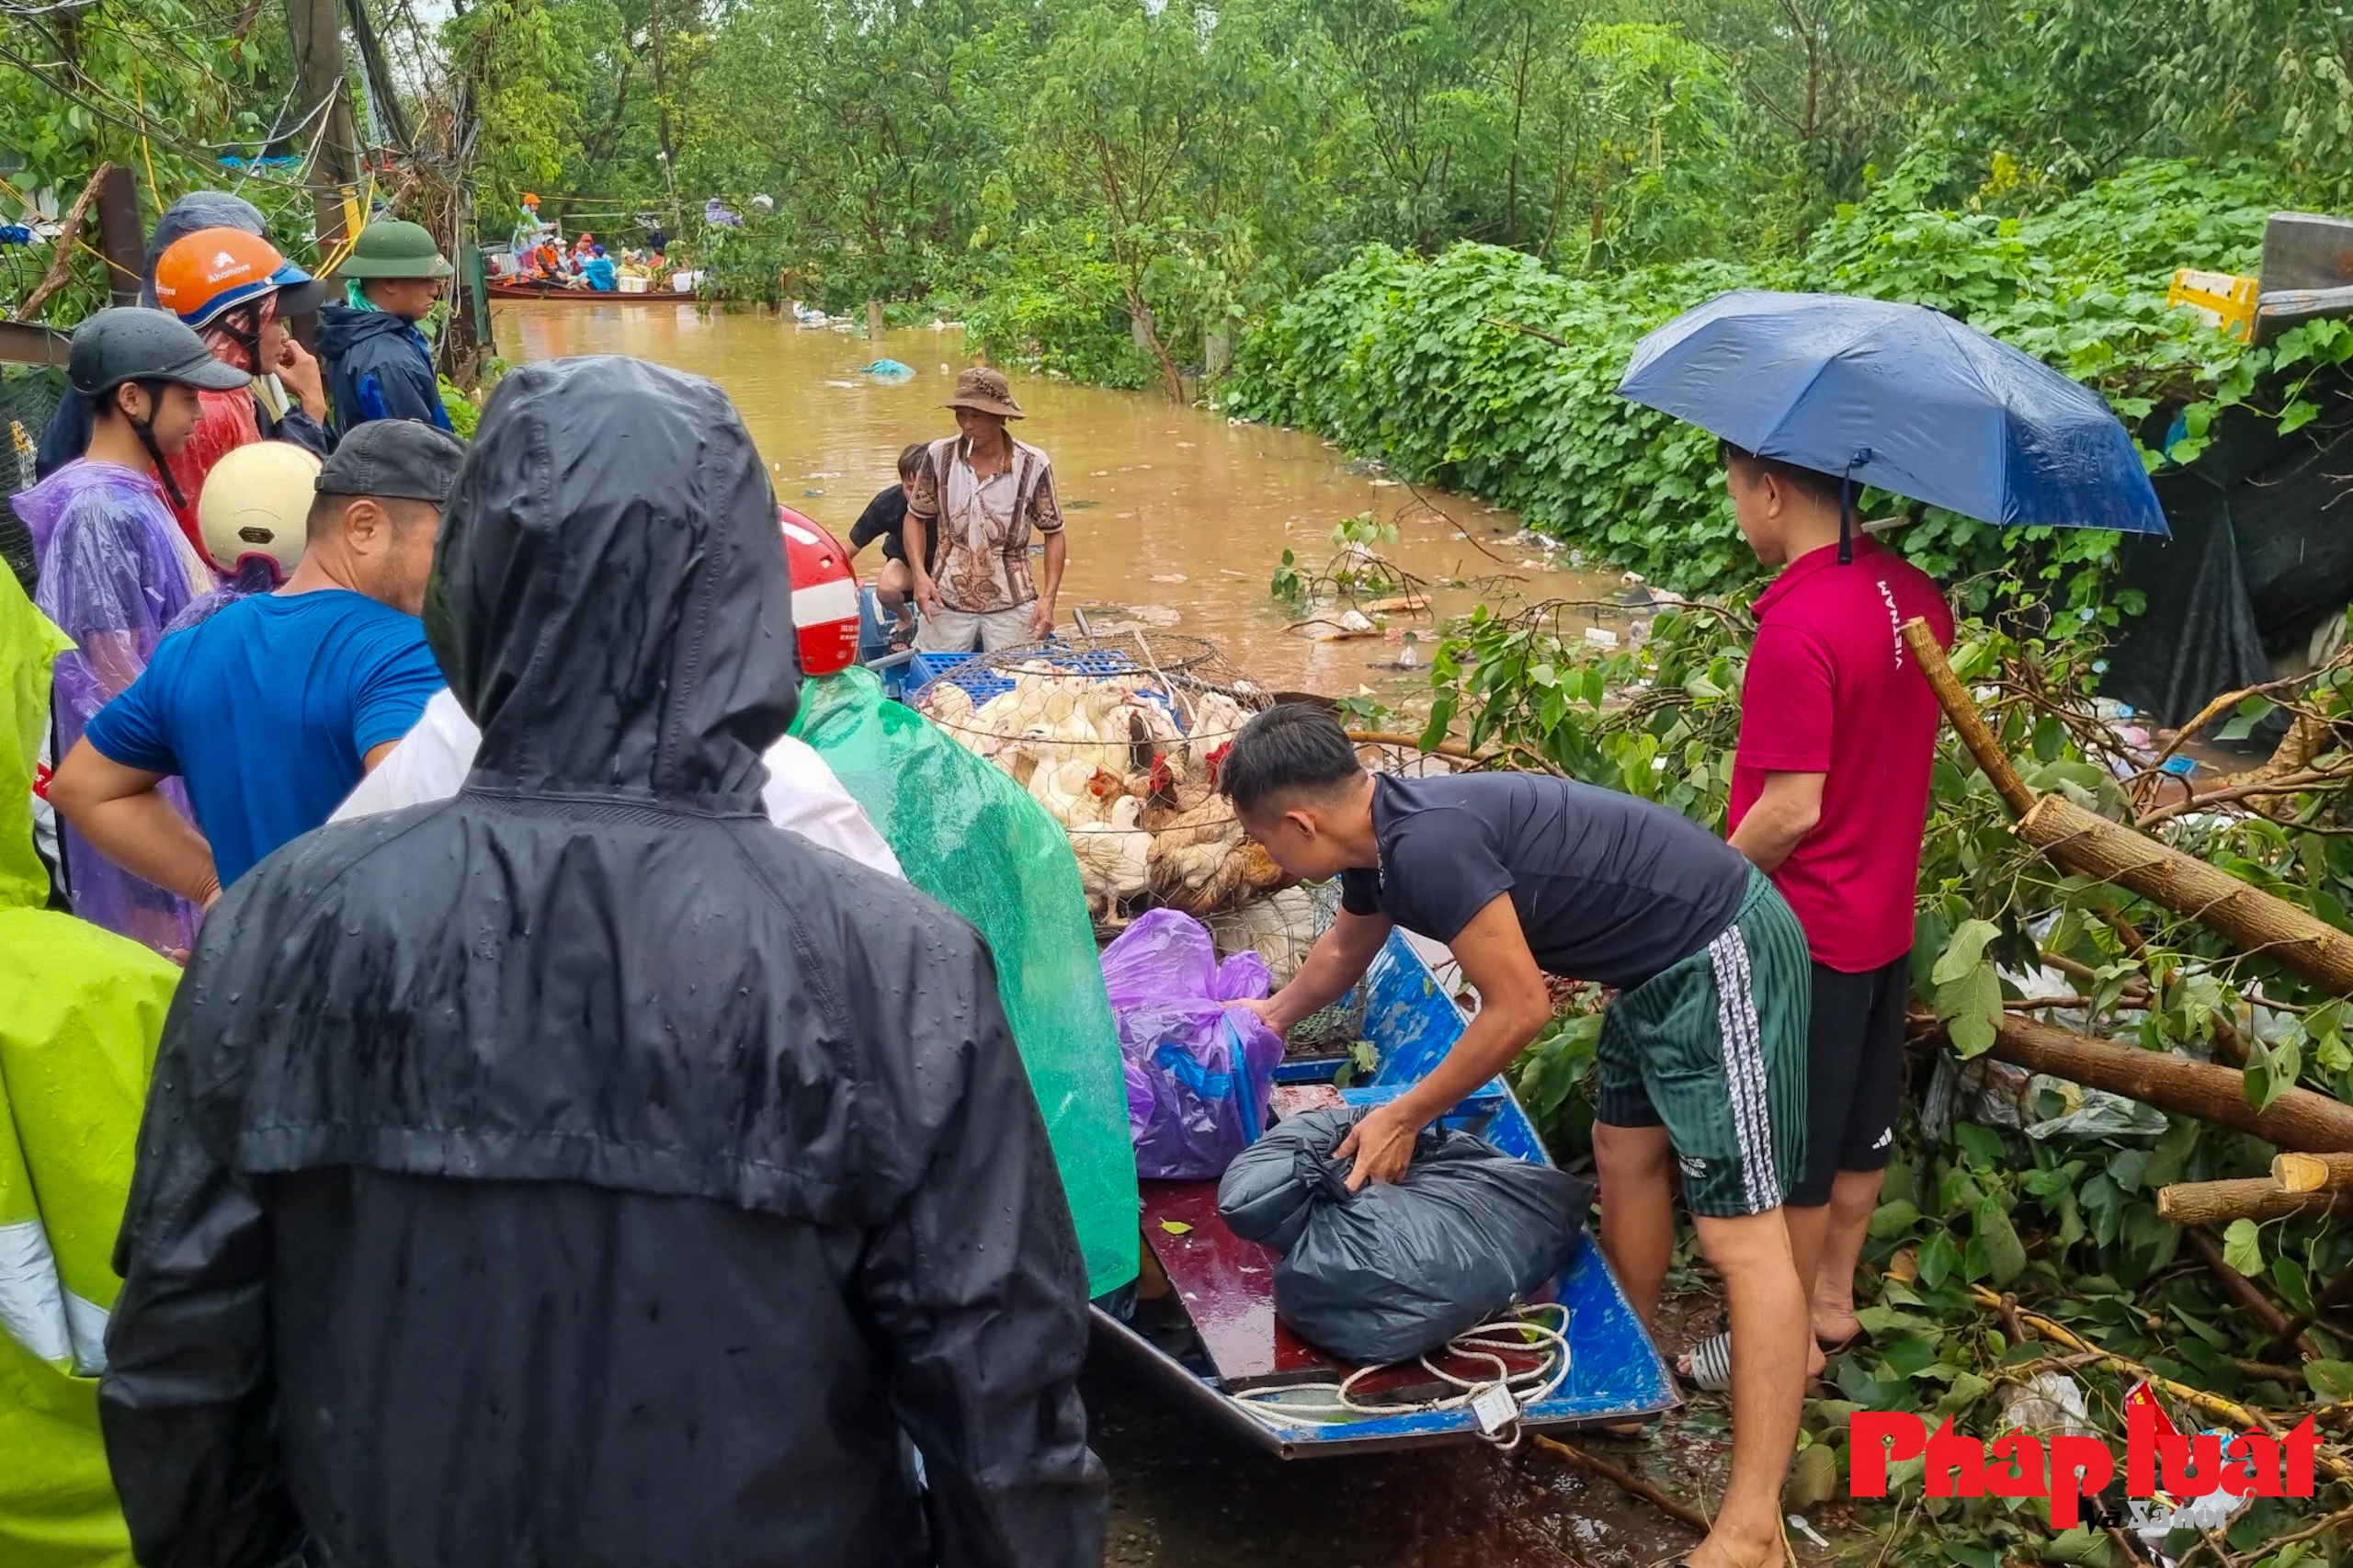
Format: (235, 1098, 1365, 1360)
(337, 219, 454, 280)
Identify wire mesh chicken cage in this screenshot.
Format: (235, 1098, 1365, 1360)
(911, 631, 1283, 937)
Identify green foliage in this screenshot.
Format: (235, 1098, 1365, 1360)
(0, 2, 318, 323)
(1225, 158, 2335, 604)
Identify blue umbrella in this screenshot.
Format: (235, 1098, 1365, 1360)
(1618, 290, 2167, 559)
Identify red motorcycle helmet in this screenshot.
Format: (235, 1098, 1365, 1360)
(779, 507, 860, 676)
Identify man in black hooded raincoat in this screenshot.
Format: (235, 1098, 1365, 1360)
(97, 355, 1107, 1568)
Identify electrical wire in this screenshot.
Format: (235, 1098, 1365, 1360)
(1229, 1301, 1574, 1450)
(0, 40, 315, 191)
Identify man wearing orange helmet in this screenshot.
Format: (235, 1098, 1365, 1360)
(151, 226, 334, 558)
(34, 195, 330, 482)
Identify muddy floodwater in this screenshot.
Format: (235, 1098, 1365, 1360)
(496, 301, 1731, 1568)
(496, 301, 1619, 698)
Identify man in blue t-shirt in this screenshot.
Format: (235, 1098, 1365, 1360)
(50, 422, 465, 911)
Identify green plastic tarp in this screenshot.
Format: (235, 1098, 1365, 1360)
(791, 666, 1139, 1297)
(0, 571, 178, 1568)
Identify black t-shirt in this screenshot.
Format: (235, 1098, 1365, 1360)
(849, 483, 935, 571)
(1338, 772, 1751, 991)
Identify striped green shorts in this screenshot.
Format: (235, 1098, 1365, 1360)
(1594, 868, 1812, 1218)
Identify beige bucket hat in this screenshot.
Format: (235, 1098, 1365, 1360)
(943, 365, 1025, 419)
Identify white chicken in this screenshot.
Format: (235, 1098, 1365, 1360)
(1069, 796, 1149, 924)
(1213, 887, 1322, 987)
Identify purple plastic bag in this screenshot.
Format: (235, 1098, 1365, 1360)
(1100, 908, 1284, 1180)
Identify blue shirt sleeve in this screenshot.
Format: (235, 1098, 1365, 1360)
(350, 618, 446, 755)
(81, 665, 179, 776)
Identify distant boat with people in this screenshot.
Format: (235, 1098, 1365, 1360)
(483, 278, 700, 303)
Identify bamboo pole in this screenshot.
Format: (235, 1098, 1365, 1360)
(2018, 793, 2353, 997)
(1966, 1012, 2353, 1151)
(2154, 1178, 2341, 1225)
(1967, 1284, 2353, 1484)
(2274, 1152, 2353, 1194)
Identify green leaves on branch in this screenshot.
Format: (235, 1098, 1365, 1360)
(1931, 918, 2004, 1059)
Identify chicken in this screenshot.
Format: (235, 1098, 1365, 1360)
(923, 681, 976, 732)
(1140, 793, 1243, 851)
(1146, 834, 1235, 914)
(1028, 756, 1108, 828)
(1069, 796, 1149, 923)
(1212, 886, 1322, 987)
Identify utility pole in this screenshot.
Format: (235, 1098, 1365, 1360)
(287, 0, 364, 262)
(647, 0, 683, 235)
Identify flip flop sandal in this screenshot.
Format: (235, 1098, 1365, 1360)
(1679, 1329, 1734, 1392)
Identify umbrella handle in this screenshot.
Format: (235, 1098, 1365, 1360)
(1837, 448, 1871, 566)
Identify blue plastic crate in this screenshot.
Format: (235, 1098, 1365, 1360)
(911, 643, 1149, 707)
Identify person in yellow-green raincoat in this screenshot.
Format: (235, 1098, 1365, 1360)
(0, 567, 178, 1568)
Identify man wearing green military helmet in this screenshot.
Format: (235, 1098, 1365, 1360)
(317, 218, 456, 440)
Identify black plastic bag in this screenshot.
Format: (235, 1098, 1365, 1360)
(1217, 1107, 1594, 1366)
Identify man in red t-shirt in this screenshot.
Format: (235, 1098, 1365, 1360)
(1715, 441, 1953, 1382)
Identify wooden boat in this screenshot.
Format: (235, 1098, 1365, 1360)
(484, 280, 699, 303)
(1091, 929, 1677, 1457)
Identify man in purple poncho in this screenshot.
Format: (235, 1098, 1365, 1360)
(17, 308, 247, 955)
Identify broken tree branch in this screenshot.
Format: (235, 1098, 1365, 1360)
(1965, 1283, 2353, 1484)
(2185, 1227, 2319, 1359)
(2019, 793, 2353, 996)
(2154, 1178, 2342, 1226)
(2262, 1255, 2353, 1363)
(1903, 619, 2033, 813)
(1530, 1434, 1710, 1535)
(10, 163, 111, 324)
(1933, 1011, 2353, 1151)
(1904, 621, 2254, 1065)
(2274, 1152, 2353, 1194)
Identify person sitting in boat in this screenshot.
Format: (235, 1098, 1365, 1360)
(98, 355, 1106, 1568)
(846, 441, 932, 647)
(583, 245, 619, 292)
(903, 368, 1065, 653)
(1222, 703, 1813, 1568)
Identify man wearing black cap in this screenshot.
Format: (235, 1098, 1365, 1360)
(51, 420, 466, 903)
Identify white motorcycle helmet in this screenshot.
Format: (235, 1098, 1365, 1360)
(197, 440, 321, 580)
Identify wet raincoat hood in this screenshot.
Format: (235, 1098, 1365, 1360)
(100, 355, 1104, 1568)
(429, 353, 800, 800)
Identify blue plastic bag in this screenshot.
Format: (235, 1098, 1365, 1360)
(1101, 909, 1283, 1180)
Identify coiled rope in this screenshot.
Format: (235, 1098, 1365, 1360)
(1231, 1301, 1572, 1450)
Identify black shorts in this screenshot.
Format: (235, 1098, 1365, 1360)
(1789, 952, 1910, 1207)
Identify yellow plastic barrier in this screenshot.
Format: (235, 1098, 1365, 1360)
(2167, 268, 2259, 341)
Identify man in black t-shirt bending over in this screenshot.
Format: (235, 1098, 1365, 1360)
(1224, 705, 1810, 1568)
(845, 441, 933, 644)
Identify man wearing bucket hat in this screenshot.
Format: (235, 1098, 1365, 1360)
(904, 366, 1067, 653)
(317, 219, 456, 439)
